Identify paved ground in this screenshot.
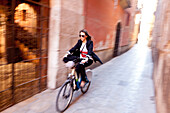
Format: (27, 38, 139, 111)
(2, 44, 156, 113)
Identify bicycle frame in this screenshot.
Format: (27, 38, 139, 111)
(69, 66, 82, 90)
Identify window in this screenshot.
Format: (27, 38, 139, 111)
(22, 10, 26, 21)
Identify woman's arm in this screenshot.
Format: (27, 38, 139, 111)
(69, 40, 81, 53)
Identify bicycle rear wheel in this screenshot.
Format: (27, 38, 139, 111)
(81, 70, 92, 94)
(56, 80, 73, 112)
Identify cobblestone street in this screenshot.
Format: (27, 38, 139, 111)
(2, 44, 156, 113)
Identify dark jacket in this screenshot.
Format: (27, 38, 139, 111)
(69, 39, 103, 64)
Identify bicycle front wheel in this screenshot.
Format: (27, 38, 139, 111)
(56, 80, 73, 112)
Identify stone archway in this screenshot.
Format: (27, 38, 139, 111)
(15, 3, 37, 34)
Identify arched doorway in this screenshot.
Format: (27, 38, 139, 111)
(113, 22, 121, 57)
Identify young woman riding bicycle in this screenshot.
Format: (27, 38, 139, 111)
(64, 29, 103, 88)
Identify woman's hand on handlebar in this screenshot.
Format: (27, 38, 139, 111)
(63, 51, 71, 58)
(63, 53, 68, 58)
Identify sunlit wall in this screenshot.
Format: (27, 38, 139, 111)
(14, 3, 37, 34)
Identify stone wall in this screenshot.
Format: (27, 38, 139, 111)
(152, 0, 170, 113)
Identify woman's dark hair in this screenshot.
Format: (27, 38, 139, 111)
(79, 29, 91, 40)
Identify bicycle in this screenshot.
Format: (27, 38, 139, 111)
(56, 57, 92, 112)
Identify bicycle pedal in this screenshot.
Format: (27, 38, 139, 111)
(73, 86, 79, 91)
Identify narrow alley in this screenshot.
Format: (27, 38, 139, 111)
(2, 44, 156, 113)
(65, 44, 156, 113)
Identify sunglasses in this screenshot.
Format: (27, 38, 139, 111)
(79, 35, 85, 37)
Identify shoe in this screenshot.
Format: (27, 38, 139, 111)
(85, 78, 89, 83)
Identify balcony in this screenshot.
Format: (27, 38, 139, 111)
(120, 0, 131, 9)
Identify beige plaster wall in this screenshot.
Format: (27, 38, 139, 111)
(47, 0, 61, 89)
(152, 0, 170, 113)
(49, 0, 85, 88)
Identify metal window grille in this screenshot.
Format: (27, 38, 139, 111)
(0, 0, 49, 111)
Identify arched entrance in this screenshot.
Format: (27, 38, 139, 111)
(113, 22, 121, 57)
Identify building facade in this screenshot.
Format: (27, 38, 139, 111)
(152, 0, 170, 113)
(0, 0, 140, 111)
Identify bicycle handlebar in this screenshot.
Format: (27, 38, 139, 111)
(73, 57, 83, 63)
